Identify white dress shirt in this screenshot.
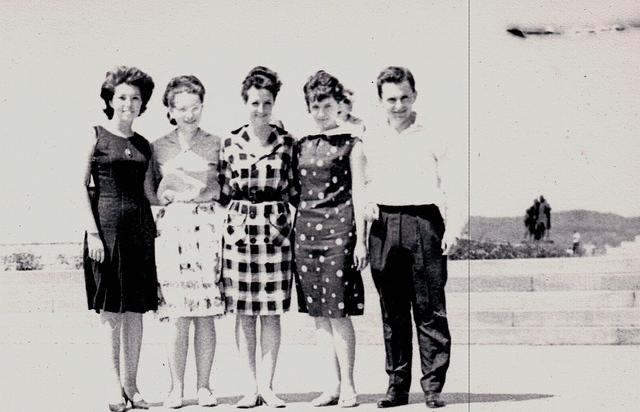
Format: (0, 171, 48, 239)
(363, 113, 467, 240)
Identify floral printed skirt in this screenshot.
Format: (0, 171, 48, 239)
(155, 202, 225, 320)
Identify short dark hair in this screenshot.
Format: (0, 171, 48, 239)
(376, 66, 416, 98)
(100, 66, 154, 119)
(303, 70, 345, 110)
(162, 75, 205, 125)
(241, 66, 282, 102)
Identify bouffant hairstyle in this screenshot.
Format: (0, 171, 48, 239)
(240, 66, 282, 102)
(375, 66, 416, 98)
(162, 75, 206, 125)
(100, 66, 155, 119)
(302, 70, 345, 111)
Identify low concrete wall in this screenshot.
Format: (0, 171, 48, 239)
(2, 256, 638, 344)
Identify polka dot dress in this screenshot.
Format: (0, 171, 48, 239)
(293, 131, 364, 318)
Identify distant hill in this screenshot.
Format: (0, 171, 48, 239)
(467, 210, 640, 249)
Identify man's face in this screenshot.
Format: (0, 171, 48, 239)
(380, 80, 416, 125)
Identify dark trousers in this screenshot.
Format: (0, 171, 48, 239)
(369, 204, 451, 395)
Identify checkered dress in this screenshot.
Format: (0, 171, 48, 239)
(219, 124, 299, 315)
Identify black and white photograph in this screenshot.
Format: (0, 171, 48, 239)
(0, 1, 638, 411)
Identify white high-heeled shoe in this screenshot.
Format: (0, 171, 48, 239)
(198, 387, 218, 407)
(260, 390, 286, 408)
(236, 393, 262, 409)
(311, 392, 340, 407)
(338, 393, 359, 408)
(163, 390, 183, 409)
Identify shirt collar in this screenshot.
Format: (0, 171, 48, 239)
(240, 124, 283, 145)
(168, 128, 207, 151)
(237, 124, 287, 159)
(378, 112, 424, 136)
(308, 124, 352, 140)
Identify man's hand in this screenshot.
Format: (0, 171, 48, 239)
(363, 202, 379, 222)
(442, 232, 458, 256)
(157, 284, 165, 305)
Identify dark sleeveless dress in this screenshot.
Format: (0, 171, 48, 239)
(293, 132, 364, 317)
(83, 126, 158, 313)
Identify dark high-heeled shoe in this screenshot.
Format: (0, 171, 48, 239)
(123, 390, 150, 409)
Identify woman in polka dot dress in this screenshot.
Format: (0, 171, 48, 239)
(293, 70, 368, 408)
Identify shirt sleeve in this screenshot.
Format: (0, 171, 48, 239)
(436, 135, 468, 239)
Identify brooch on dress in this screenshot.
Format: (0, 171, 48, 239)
(124, 147, 133, 158)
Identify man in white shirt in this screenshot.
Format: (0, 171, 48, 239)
(364, 67, 465, 409)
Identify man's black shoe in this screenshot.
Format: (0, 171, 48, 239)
(425, 392, 445, 408)
(376, 395, 409, 408)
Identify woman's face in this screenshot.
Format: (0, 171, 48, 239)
(245, 86, 274, 126)
(111, 83, 142, 123)
(169, 92, 203, 133)
(310, 96, 339, 131)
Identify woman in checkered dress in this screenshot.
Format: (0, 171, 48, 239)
(219, 66, 298, 408)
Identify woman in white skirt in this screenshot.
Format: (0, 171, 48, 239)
(145, 75, 224, 408)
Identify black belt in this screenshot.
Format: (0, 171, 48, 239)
(378, 204, 440, 217)
(229, 201, 288, 217)
(231, 194, 282, 203)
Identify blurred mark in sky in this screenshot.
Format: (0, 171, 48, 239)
(507, 20, 640, 38)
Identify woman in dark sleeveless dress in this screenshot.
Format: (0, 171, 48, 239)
(293, 70, 368, 408)
(81, 66, 157, 412)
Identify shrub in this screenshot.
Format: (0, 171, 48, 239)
(57, 253, 84, 269)
(449, 239, 572, 260)
(3, 252, 44, 271)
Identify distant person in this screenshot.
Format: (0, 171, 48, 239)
(524, 201, 537, 240)
(572, 231, 581, 255)
(531, 199, 544, 240)
(145, 75, 223, 408)
(82, 66, 157, 412)
(539, 196, 551, 239)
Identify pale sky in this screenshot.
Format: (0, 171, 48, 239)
(0, 0, 638, 243)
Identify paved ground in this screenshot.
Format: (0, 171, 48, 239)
(2, 256, 638, 410)
(2, 337, 639, 411)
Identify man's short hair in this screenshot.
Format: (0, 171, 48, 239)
(376, 66, 416, 98)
